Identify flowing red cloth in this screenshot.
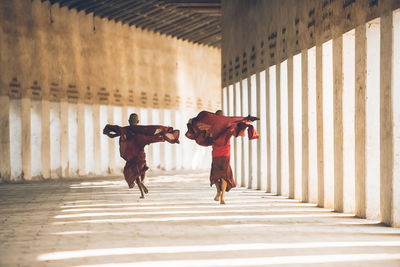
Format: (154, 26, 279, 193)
(185, 111, 259, 147)
(103, 124, 180, 188)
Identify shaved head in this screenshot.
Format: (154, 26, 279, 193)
(215, 110, 224, 116)
(129, 113, 139, 126)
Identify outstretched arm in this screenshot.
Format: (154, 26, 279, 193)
(103, 124, 122, 138)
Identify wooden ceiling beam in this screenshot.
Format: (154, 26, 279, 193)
(115, 2, 157, 22)
(99, 1, 141, 19)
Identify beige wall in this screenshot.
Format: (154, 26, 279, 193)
(0, 0, 220, 181)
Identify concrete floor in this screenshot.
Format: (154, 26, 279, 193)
(1, 172, 400, 267)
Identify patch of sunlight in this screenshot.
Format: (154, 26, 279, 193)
(54, 208, 329, 219)
(37, 242, 400, 261)
(52, 213, 353, 225)
(50, 231, 94, 235)
(60, 203, 320, 212)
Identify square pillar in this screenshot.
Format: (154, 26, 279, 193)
(0, 96, 11, 181)
(21, 97, 31, 180)
(301, 49, 309, 203)
(60, 101, 69, 177)
(41, 99, 50, 179)
(77, 102, 86, 176)
(247, 77, 253, 189)
(333, 36, 344, 212)
(355, 24, 367, 218)
(287, 56, 295, 199)
(265, 69, 272, 193)
(316, 45, 325, 207)
(380, 12, 393, 225)
(107, 105, 115, 174)
(93, 104, 101, 175)
(276, 63, 282, 195)
(392, 9, 400, 228)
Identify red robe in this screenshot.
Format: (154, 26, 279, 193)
(185, 111, 259, 146)
(186, 111, 259, 191)
(103, 124, 180, 188)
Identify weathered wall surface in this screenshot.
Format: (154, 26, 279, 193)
(0, 0, 220, 181)
(221, 0, 400, 86)
(0, 0, 221, 109)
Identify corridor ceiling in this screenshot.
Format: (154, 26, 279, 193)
(43, 0, 221, 48)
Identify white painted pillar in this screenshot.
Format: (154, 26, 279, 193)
(0, 96, 11, 180)
(93, 104, 101, 175)
(41, 99, 50, 179)
(68, 103, 78, 176)
(276, 60, 290, 196)
(366, 18, 381, 220)
(247, 77, 253, 189)
(355, 24, 367, 218)
(107, 105, 115, 174)
(287, 57, 295, 199)
(343, 29, 356, 213)
(316, 45, 325, 207)
(265, 69, 272, 193)
(392, 9, 400, 228)
(21, 97, 31, 180)
(228, 84, 235, 180)
(269, 66, 277, 194)
(276, 63, 282, 195)
(241, 79, 249, 187)
(333, 36, 344, 212)
(322, 40, 334, 209)
(308, 47, 318, 204)
(170, 109, 177, 170)
(249, 75, 258, 189)
(380, 12, 393, 225)
(31, 100, 42, 179)
(294, 53, 304, 201)
(10, 99, 22, 180)
(258, 70, 267, 191)
(77, 102, 86, 176)
(301, 50, 309, 203)
(60, 101, 69, 177)
(234, 82, 242, 186)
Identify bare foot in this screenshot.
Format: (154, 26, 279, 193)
(140, 196, 145, 199)
(214, 195, 220, 201)
(220, 199, 226, 205)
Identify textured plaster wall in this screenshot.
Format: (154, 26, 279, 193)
(0, 0, 220, 181)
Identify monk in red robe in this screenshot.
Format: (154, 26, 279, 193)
(186, 110, 259, 204)
(103, 113, 179, 198)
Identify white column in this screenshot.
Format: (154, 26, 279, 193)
(269, 66, 278, 194)
(322, 40, 334, 209)
(21, 97, 31, 180)
(294, 53, 304, 201)
(276, 60, 290, 196)
(380, 12, 394, 225)
(343, 29, 356, 213)
(333, 36, 344, 212)
(234, 82, 242, 186)
(355, 24, 367, 218)
(301, 50, 309, 203)
(60, 101, 69, 177)
(241, 79, 249, 187)
(107, 105, 115, 174)
(308, 46, 318, 204)
(287, 57, 294, 199)
(247, 77, 253, 189)
(392, 9, 400, 228)
(77, 102, 86, 176)
(93, 104, 101, 175)
(366, 18, 381, 220)
(276, 64, 282, 195)
(41, 99, 50, 179)
(0, 96, 11, 180)
(264, 70, 272, 193)
(316, 45, 325, 207)
(258, 71, 267, 191)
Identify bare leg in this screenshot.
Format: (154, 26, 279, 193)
(136, 177, 145, 198)
(220, 179, 227, 204)
(140, 174, 148, 194)
(214, 179, 221, 201)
